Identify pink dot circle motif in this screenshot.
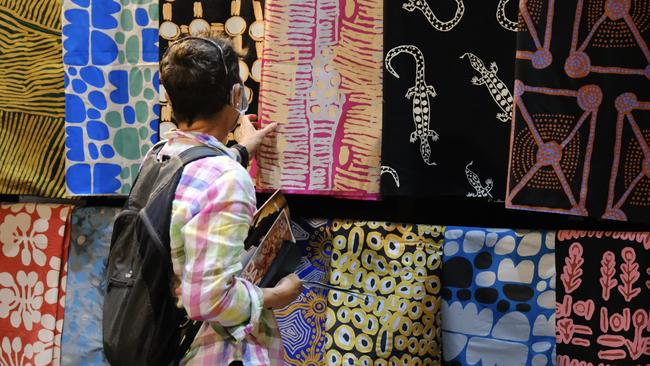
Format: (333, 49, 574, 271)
(565, 52, 591, 79)
(513, 80, 525, 98)
(615, 92, 637, 113)
(532, 49, 552, 69)
(604, 0, 630, 21)
(577, 84, 602, 111)
(536, 141, 562, 166)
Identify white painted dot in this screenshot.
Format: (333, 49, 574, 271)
(536, 281, 547, 292)
(476, 272, 496, 287)
(444, 241, 459, 256)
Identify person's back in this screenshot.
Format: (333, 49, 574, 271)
(159, 35, 302, 366)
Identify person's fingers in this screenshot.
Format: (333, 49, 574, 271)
(246, 114, 258, 121)
(259, 122, 278, 136)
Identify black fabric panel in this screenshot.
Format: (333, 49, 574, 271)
(381, 0, 518, 200)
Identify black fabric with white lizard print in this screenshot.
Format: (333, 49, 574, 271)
(381, 0, 517, 200)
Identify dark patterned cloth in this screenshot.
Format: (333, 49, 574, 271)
(555, 231, 650, 364)
(158, 0, 263, 118)
(381, 0, 518, 199)
(507, 0, 650, 223)
(325, 221, 444, 365)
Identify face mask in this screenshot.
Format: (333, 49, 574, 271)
(230, 83, 249, 115)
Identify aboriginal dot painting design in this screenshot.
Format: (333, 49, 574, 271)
(555, 231, 650, 364)
(381, 0, 518, 200)
(324, 221, 443, 365)
(62, 0, 160, 195)
(274, 218, 332, 366)
(441, 227, 556, 366)
(508, 0, 650, 223)
(158, 0, 264, 129)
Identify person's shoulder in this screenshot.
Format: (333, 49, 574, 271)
(185, 155, 253, 187)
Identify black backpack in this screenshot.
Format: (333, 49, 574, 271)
(103, 143, 224, 366)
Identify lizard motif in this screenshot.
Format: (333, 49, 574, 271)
(402, 0, 464, 32)
(460, 52, 513, 123)
(466, 161, 493, 198)
(385, 45, 438, 166)
(496, 0, 517, 32)
(380, 166, 400, 188)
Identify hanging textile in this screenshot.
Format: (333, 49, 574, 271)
(324, 221, 443, 364)
(556, 231, 649, 364)
(256, 0, 383, 198)
(158, 0, 265, 128)
(62, 0, 160, 195)
(441, 227, 556, 365)
(0, 0, 67, 198)
(274, 218, 332, 366)
(380, 0, 517, 199)
(507, 0, 650, 223)
(0, 203, 73, 366)
(60, 207, 118, 365)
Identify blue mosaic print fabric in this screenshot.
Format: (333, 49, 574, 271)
(60, 207, 118, 365)
(274, 218, 332, 366)
(441, 227, 556, 366)
(62, 0, 159, 195)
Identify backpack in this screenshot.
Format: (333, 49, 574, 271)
(103, 143, 224, 366)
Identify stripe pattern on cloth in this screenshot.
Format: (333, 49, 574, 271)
(62, 0, 160, 195)
(0, 0, 66, 197)
(0, 203, 73, 366)
(257, 0, 383, 198)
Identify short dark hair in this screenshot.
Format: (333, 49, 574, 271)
(160, 35, 241, 125)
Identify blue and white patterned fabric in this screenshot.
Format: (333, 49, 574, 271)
(441, 227, 556, 366)
(62, 0, 159, 195)
(274, 218, 332, 366)
(60, 207, 118, 365)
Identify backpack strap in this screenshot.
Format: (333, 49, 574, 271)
(177, 145, 226, 166)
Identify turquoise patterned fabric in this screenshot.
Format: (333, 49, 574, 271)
(60, 207, 118, 365)
(62, 0, 159, 195)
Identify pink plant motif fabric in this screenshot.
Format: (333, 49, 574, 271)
(0, 203, 73, 366)
(556, 230, 650, 364)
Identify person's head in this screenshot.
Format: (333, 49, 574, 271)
(160, 35, 247, 130)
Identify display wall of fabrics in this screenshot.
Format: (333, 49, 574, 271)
(555, 231, 649, 364)
(381, 0, 517, 199)
(0, 0, 67, 198)
(274, 218, 332, 366)
(324, 221, 443, 365)
(0, 203, 73, 366)
(60, 207, 118, 366)
(441, 227, 556, 365)
(158, 0, 265, 128)
(62, 0, 159, 195)
(507, 0, 650, 223)
(257, 0, 383, 198)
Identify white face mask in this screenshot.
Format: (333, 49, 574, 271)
(230, 83, 249, 115)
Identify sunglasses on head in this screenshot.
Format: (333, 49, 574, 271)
(163, 36, 249, 115)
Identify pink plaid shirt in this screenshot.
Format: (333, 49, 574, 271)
(157, 129, 284, 366)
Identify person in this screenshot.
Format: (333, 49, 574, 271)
(158, 34, 303, 366)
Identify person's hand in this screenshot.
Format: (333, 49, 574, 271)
(234, 114, 278, 158)
(262, 273, 302, 309)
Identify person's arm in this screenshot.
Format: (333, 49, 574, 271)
(172, 167, 299, 340)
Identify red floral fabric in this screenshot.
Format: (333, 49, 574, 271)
(0, 203, 73, 366)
